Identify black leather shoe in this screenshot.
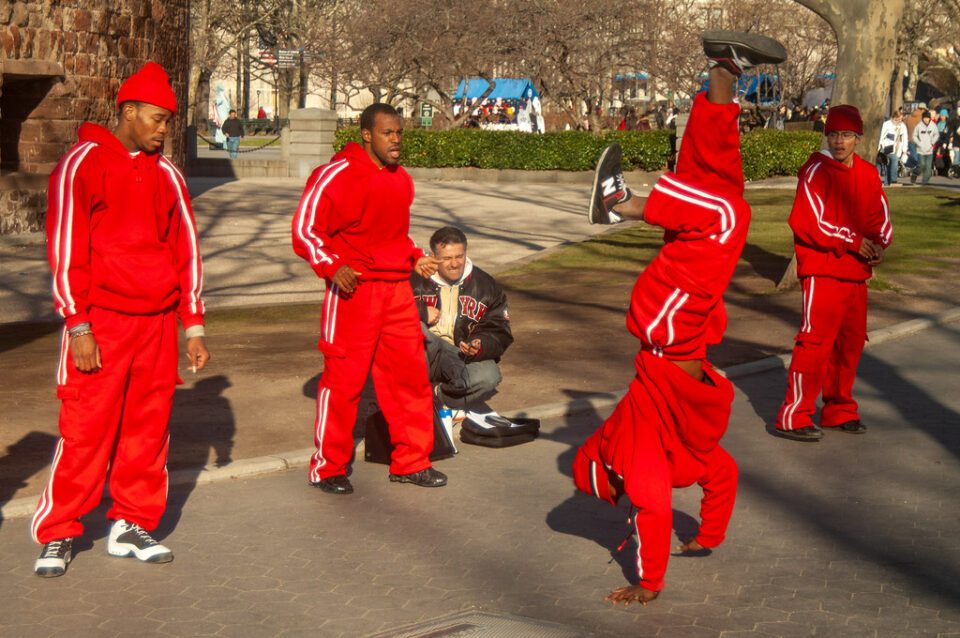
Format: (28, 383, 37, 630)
(389, 467, 448, 487)
(835, 420, 867, 434)
(776, 426, 823, 442)
(311, 475, 354, 494)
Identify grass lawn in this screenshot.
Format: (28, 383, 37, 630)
(498, 187, 960, 292)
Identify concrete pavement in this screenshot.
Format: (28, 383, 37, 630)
(0, 177, 626, 325)
(1, 319, 958, 637)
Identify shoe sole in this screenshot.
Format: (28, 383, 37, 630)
(589, 144, 621, 224)
(388, 475, 448, 487)
(34, 563, 68, 578)
(313, 483, 354, 494)
(774, 429, 822, 442)
(108, 545, 174, 563)
(702, 30, 787, 65)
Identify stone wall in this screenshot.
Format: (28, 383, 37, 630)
(0, 0, 189, 234)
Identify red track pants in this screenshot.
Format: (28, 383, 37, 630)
(32, 308, 178, 543)
(777, 276, 868, 431)
(310, 279, 434, 481)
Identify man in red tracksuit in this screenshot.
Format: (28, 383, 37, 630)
(578, 31, 787, 605)
(31, 62, 209, 578)
(292, 103, 448, 495)
(775, 105, 893, 441)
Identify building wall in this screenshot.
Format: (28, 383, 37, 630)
(0, 0, 189, 234)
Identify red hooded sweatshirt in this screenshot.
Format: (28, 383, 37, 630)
(790, 150, 893, 282)
(46, 123, 205, 330)
(292, 142, 424, 282)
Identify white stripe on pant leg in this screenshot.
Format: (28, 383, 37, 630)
(646, 288, 682, 345)
(802, 277, 816, 334)
(57, 327, 69, 386)
(664, 293, 689, 346)
(589, 461, 599, 498)
(310, 387, 331, 483)
(31, 437, 65, 543)
(326, 285, 340, 345)
(634, 517, 644, 581)
(783, 371, 804, 431)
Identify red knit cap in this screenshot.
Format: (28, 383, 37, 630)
(824, 104, 863, 136)
(116, 62, 177, 114)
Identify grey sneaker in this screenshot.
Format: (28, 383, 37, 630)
(589, 143, 629, 225)
(703, 31, 788, 76)
(34, 537, 73, 578)
(107, 519, 173, 563)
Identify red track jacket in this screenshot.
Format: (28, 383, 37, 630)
(292, 142, 424, 282)
(790, 151, 893, 282)
(46, 124, 204, 330)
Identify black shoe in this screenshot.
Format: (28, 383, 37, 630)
(703, 30, 788, 76)
(588, 143, 629, 225)
(389, 467, 448, 487)
(835, 420, 867, 434)
(311, 475, 354, 494)
(776, 426, 823, 442)
(34, 537, 73, 577)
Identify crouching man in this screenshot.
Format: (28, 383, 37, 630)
(411, 227, 513, 417)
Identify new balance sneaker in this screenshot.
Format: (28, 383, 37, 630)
(589, 143, 630, 224)
(702, 31, 788, 76)
(34, 537, 73, 578)
(107, 519, 173, 563)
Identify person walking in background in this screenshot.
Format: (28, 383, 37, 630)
(220, 110, 244, 160)
(32, 62, 209, 577)
(912, 110, 940, 185)
(878, 110, 908, 186)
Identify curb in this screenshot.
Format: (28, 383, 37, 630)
(3, 307, 958, 521)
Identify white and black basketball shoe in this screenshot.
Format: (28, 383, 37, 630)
(34, 537, 73, 577)
(107, 519, 173, 563)
(589, 143, 631, 225)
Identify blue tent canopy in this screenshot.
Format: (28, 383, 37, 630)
(454, 78, 539, 101)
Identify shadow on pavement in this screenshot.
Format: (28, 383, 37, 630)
(0, 431, 58, 530)
(0, 321, 60, 355)
(159, 375, 237, 536)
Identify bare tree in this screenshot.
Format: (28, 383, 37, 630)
(793, 0, 906, 158)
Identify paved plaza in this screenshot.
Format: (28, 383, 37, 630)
(0, 319, 958, 637)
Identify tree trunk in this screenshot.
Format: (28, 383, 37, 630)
(193, 69, 212, 134)
(794, 0, 905, 160)
(776, 254, 800, 290)
(905, 54, 919, 101)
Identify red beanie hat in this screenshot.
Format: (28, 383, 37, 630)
(824, 104, 863, 136)
(116, 62, 177, 114)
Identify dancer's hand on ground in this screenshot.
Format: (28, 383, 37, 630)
(415, 255, 441, 278)
(71, 333, 101, 372)
(332, 265, 362, 293)
(605, 585, 659, 606)
(186, 337, 210, 373)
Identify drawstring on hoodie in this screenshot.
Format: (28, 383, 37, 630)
(609, 505, 637, 563)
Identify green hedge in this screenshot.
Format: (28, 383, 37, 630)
(334, 127, 822, 180)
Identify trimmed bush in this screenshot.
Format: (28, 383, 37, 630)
(334, 127, 822, 180)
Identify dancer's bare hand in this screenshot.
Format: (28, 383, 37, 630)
(71, 333, 101, 372)
(332, 265, 362, 293)
(605, 585, 659, 606)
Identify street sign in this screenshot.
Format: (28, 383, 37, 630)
(420, 103, 433, 118)
(277, 49, 300, 69)
(259, 49, 277, 66)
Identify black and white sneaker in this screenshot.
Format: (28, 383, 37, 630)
(589, 143, 630, 225)
(34, 537, 73, 578)
(107, 519, 173, 563)
(702, 30, 787, 76)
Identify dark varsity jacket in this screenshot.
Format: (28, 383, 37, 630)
(411, 259, 513, 363)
